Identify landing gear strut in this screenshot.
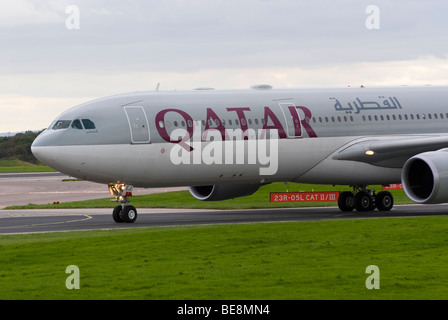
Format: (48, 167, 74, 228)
(338, 186, 393, 212)
(109, 184, 138, 223)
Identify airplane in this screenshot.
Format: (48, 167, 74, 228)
(31, 84, 448, 223)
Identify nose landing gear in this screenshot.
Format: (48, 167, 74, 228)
(109, 184, 138, 223)
(338, 186, 394, 212)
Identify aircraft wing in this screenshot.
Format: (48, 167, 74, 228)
(332, 135, 448, 168)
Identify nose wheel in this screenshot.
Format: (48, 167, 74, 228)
(109, 184, 138, 223)
(112, 204, 138, 223)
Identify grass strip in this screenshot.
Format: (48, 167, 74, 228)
(1, 217, 447, 300)
(5, 183, 413, 210)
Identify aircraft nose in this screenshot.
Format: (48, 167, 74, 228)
(31, 131, 60, 166)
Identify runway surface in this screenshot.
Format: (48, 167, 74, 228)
(1, 172, 448, 235)
(1, 204, 448, 234)
(0, 172, 186, 208)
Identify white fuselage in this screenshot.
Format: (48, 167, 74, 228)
(32, 86, 448, 188)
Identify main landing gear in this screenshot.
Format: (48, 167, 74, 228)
(109, 184, 138, 223)
(338, 186, 394, 212)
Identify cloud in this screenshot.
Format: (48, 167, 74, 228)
(1, 0, 448, 75)
(0, 95, 89, 132)
(0, 0, 67, 27)
(3, 55, 448, 132)
(1, 1, 448, 132)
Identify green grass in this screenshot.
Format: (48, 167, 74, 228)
(1, 217, 447, 299)
(5, 182, 413, 210)
(0, 159, 55, 173)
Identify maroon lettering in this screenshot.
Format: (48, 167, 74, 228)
(287, 106, 302, 137)
(154, 105, 317, 151)
(226, 107, 251, 140)
(262, 107, 287, 139)
(296, 106, 317, 138)
(203, 108, 228, 141)
(155, 109, 194, 151)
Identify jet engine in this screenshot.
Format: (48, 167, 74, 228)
(401, 150, 448, 204)
(189, 184, 261, 201)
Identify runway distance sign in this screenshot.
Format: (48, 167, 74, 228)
(382, 184, 403, 190)
(270, 191, 340, 203)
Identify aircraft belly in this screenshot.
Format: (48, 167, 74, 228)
(296, 159, 402, 185)
(52, 137, 358, 187)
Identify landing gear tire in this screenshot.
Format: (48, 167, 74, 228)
(376, 191, 394, 211)
(113, 205, 125, 223)
(112, 205, 137, 223)
(354, 191, 375, 212)
(121, 205, 138, 223)
(109, 184, 138, 223)
(338, 191, 355, 211)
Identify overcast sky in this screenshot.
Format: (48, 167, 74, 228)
(1, 0, 448, 132)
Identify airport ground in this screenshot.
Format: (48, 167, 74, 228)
(0, 172, 186, 209)
(1, 172, 447, 300)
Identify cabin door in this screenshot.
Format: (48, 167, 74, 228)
(123, 106, 151, 143)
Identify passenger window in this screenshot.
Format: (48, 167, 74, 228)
(82, 119, 96, 129)
(71, 119, 83, 130)
(52, 120, 71, 130)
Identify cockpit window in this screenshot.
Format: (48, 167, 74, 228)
(52, 120, 72, 130)
(71, 119, 83, 130)
(82, 119, 96, 129)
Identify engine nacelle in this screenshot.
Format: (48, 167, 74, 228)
(189, 184, 261, 201)
(401, 151, 448, 204)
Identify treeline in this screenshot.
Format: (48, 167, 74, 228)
(0, 131, 42, 164)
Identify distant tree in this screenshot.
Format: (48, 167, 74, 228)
(0, 131, 43, 164)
